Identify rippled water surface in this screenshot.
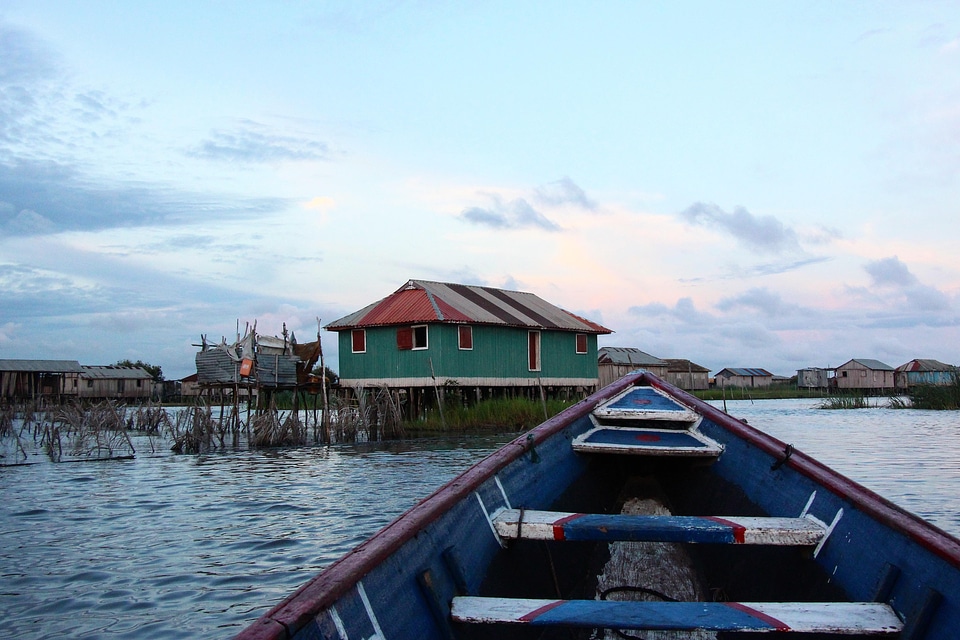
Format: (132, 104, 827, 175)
(709, 398, 960, 536)
(2, 400, 959, 638)
(0, 434, 512, 638)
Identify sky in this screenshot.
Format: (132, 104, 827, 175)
(1, 1, 959, 380)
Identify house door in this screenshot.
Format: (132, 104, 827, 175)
(528, 331, 541, 371)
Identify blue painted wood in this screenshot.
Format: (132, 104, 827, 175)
(547, 514, 744, 543)
(601, 386, 689, 414)
(519, 600, 785, 630)
(451, 598, 902, 633)
(580, 428, 712, 449)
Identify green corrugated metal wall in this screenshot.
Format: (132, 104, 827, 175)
(337, 324, 599, 382)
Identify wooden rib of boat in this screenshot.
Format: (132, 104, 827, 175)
(236, 371, 960, 639)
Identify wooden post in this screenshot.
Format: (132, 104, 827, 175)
(317, 319, 330, 444)
(537, 376, 548, 420)
(429, 357, 446, 429)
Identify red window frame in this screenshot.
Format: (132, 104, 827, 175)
(458, 325, 473, 350)
(575, 333, 587, 354)
(351, 329, 366, 353)
(528, 331, 541, 372)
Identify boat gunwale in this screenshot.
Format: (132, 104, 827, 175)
(646, 374, 960, 570)
(237, 370, 960, 640)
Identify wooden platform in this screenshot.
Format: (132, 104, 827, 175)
(451, 597, 903, 634)
(492, 509, 826, 545)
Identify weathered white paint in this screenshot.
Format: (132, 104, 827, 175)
(492, 510, 825, 545)
(450, 597, 904, 634)
(572, 426, 724, 457)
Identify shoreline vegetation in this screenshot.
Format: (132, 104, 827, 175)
(3, 379, 958, 464)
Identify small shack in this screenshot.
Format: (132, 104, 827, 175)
(194, 323, 320, 406)
(715, 367, 774, 389)
(77, 365, 156, 400)
(834, 359, 895, 393)
(895, 359, 957, 389)
(597, 347, 667, 388)
(797, 367, 833, 390)
(662, 359, 710, 391)
(0, 359, 83, 400)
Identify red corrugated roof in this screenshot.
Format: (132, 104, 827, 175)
(326, 279, 611, 333)
(358, 289, 472, 326)
(563, 310, 609, 334)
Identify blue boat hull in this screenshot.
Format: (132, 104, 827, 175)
(236, 371, 960, 639)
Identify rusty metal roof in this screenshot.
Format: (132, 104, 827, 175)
(717, 367, 773, 377)
(598, 347, 665, 366)
(326, 279, 612, 334)
(81, 365, 154, 380)
(895, 359, 956, 372)
(0, 359, 83, 373)
(840, 359, 893, 371)
(663, 359, 710, 373)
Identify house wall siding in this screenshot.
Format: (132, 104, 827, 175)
(338, 324, 598, 386)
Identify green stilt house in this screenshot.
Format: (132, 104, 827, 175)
(325, 280, 612, 400)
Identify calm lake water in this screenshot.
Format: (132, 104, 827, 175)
(1, 398, 958, 638)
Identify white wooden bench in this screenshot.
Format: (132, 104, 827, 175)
(451, 597, 903, 634)
(492, 509, 826, 545)
(572, 426, 724, 457)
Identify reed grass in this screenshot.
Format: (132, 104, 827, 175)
(818, 394, 871, 410)
(904, 373, 960, 410)
(409, 397, 575, 433)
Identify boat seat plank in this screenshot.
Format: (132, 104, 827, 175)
(572, 427, 723, 457)
(451, 597, 903, 634)
(592, 386, 699, 422)
(492, 509, 825, 545)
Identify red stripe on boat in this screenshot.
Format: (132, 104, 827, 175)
(706, 516, 747, 544)
(519, 600, 565, 622)
(552, 514, 584, 541)
(725, 603, 790, 631)
(636, 434, 661, 442)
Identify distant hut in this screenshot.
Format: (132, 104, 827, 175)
(194, 324, 320, 404)
(180, 373, 201, 399)
(834, 359, 895, 393)
(715, 367, 774, 389)
(0, 359, 82, 401)
(78, 365, 155, 400)
(662, 359, 710, 391)
(597, 347, 667, 388)
(797, 367, 833, 390)
(895, 359, 957, 389)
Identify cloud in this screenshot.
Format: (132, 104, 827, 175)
(0, 321, 15, 344)
(716, 288, 804, 317)
(678, 202, 802, 253)
(628, 297, 713, 327)
(0, 23, 59, 85)
(678, 256, 830, 283)
(859, 256, 952, 313)
(190, 121, 331, 163)
(6, 208, 56, 235)
(865, 256, 917, 287)
(535, 177, 597, 210)
(0, 158, 291, 236)
(460, 195, 560, 231)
